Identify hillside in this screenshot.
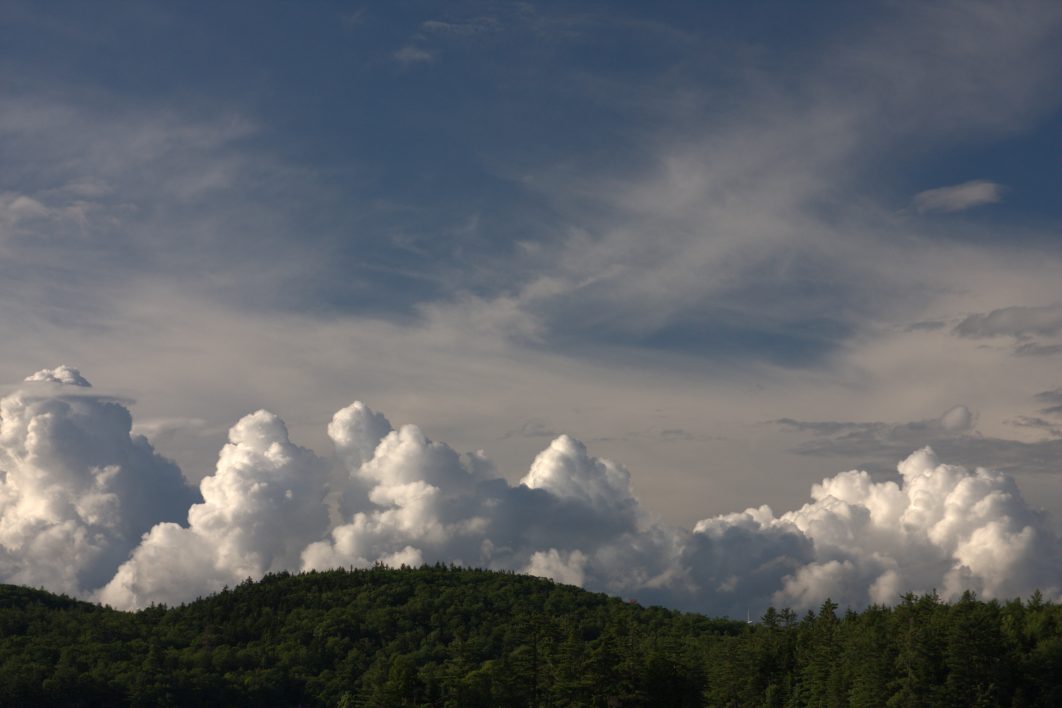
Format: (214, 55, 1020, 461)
(0, 566, 1060, 706)
(0, 566, 737, 706)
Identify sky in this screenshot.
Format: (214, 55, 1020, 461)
(1, 1, 1062, 616)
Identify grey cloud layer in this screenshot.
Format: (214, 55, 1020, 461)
(776, 405, 976, 459)
(1036, 388, 1062, 416)
(776, 403, 1062, 478)
(956, 305, 1062, 339)
(3, 370, 1060, 617)
(949, 305, 1062, 359)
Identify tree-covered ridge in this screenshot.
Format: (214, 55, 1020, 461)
(0, 566, 1060, 707)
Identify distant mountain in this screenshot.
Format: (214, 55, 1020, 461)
(1, 566, 1060, 706)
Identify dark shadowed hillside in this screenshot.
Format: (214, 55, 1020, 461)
(1, 566, 1061, 706)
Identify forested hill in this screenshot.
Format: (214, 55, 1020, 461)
(1, 567, 1061, 707)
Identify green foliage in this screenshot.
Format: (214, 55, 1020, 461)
(1, 568, 1061, 706)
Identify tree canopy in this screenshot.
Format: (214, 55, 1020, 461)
(1, 566, 1060, 706)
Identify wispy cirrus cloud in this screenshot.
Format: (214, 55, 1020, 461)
(458, 0, 1062, 370)
(913, 180, 1004, 213)
(392, 45, 434, 64)
(420, 16, 501, 37)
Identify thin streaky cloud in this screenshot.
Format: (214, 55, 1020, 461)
(955, 304, 1062, 338)
(1035, 387, 1062, 405)
(419, 17, 501, 36)
(913, 180, 1003, 213)
(1014, 342, 1062, 357)
(393, 45, 434, 64)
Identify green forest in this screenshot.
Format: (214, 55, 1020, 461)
(1, 566, 1060, 707)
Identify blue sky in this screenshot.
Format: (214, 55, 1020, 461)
(2, 0, 1062, 536)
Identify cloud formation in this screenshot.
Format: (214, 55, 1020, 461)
(955, 304, 1062, 339)
(100, 410, 329, 608)
(913, 180, 1004, 213)
(1035, 387, 1062, 416)
(3, 369, 1061, 617)
(776, 404, 1062, 478)
(0, 370, 198, 596)
(775, 404, 976, 460)
(24, 365, 92, 387)
(729, 447, 1059, 608)
(392, 46, 434, 65)
(948, 305, 1062, 358)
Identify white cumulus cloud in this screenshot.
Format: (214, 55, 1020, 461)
(3, 368, 1061, 617)
(686, 446, 1062, 614)
(100, 410, 329, 608)
(24, 365, 92, 387)
(0, 371, 196, 595)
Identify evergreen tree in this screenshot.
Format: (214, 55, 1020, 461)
(1, 569, 1060, 706)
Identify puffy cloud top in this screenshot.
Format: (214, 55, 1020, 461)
(24, 365, 91, 387)
(328, 401, 392, 470)
(940, 404, 973, 432)
(0, 373, 196, 595)
(100, 409, 328, 609)
(762, 447, 1057, 610)
(521, 435, 635, 512)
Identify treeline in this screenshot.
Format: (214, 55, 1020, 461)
(0, 566, 1060, 707)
